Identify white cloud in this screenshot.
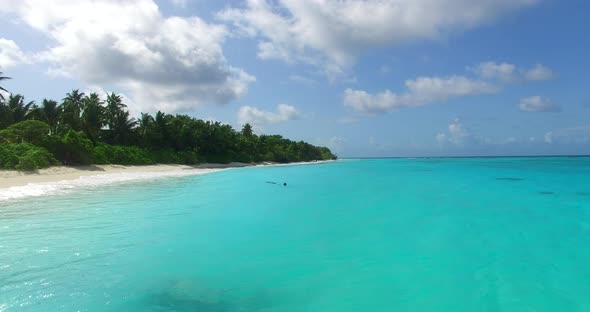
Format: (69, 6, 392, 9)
(344, 76, 498, 114)
(407, 76, 498, 100)
(469, 61, 555, 82)
(436, 119, 468, 145)
(344, 89, 401, 113)
(218, 0, 538, 78)
(0, 38, 28, 68)
(238, 104, 300, 125)
(545, 126, 590, 144)
(0, 0, 255, 113)
(524, 64, 554, 81)
(447, 119, 467, 145)
(468, 61, 516, 82)
(519, 96, 560, 112)
(545, 131, 553, 144)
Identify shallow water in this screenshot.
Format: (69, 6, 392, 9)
(1, 158, 590, 311)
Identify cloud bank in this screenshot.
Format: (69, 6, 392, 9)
(238, 104, 300, 125)
(219, 0, 539, 78)
(344, 76, 498, 114)
(0, 0, 255, 113)
(519, 96, 560, 112)
(0, 38, 28, 68)
(469, 62, 555, 82)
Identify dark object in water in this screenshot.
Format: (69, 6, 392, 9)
(576, 191, 590, 196)
(265, 181, 287, 186)
(496, 177, 525, 181)
(538, 191, 555, 195)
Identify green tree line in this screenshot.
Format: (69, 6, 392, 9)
(0, 73, 336, 170)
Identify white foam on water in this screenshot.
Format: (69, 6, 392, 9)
(0, 168, 223, 202)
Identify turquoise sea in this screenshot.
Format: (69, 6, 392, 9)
(1, 158, 590, 311)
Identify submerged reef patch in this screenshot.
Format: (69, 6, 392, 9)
(142, 279, 279, 312)
(148, 291, 230, 312)
(144, 280, 231, 312)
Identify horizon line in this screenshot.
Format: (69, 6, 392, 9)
(340, 154, 590, 159)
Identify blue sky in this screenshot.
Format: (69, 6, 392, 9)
(1, 0, 589, 157)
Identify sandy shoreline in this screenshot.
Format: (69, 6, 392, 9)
(0, 163, 251, 189)
(0, 161, 333, 190)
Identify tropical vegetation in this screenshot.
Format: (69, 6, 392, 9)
(0, 74, 336, 170)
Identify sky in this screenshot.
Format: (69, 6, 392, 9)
(1, 0, 589, 157)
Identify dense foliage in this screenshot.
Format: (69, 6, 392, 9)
(0, 78, 336, 170)
(0, 143, 58, 171)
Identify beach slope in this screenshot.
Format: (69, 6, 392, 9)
(0, 163, 254, 189)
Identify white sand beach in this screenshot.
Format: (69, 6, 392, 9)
(0, 163, 258, 189)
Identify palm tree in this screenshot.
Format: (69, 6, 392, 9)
(241, 123, 254, 137)
(112, 110, 137, 145)
(81, 93, 105, 142)
(137, 113, 155, 146)
(61, 89, 85, 131)
(152, 111, 170, 148)
(0, 72, 10, 101)
(0, 102, 11, 129)
(105, 92, 126, 130)
(40, 99, 60, 134)
(7, 94, 35, 123)
(26, 103, 45, 121)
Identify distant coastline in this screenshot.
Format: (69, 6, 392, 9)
(1, 86, 336, 172)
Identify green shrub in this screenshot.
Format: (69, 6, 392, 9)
(93, 145, 153, 165)
(234, 152, 253, 163)
(147, 149, 204, 165)
(39, 131, 95, 165)
(178, 150, 204, 164)
(0, 143, 57, 170)
(0, 120, 50, 145)
(62, 130, 94, 165)
(145, 149, 180, 164)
